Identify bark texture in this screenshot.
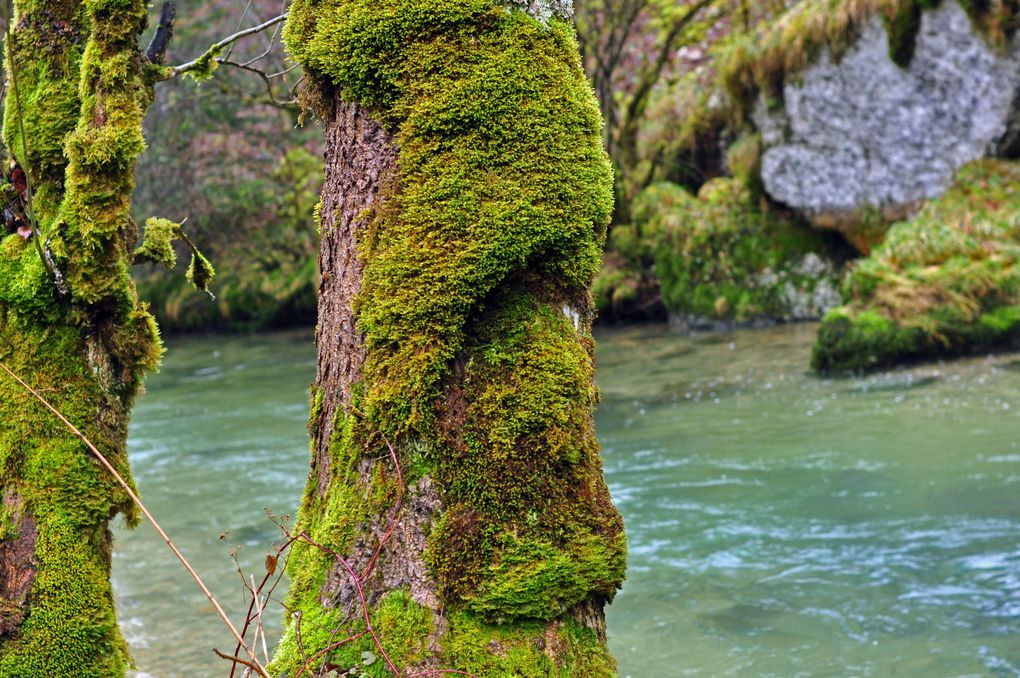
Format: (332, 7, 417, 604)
(311, 95, 396, 495)
(274, 1, 625, 675)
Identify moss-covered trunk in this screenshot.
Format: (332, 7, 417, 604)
(0, 0, 161, 673)
(272, 2, 626, 676)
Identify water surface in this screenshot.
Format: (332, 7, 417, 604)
(116, 324, 1020, 676)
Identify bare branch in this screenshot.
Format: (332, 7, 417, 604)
(222, 0, 256, 62)
(218, 58, 299, 109)
(169, 12, 288, 79)
(145, 1, 176, 64)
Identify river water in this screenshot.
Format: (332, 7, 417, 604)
(115, 324, 1020, 677)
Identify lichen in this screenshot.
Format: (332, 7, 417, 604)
(715, 0, 1017, 122)
(276, 0, 622, 673)
(813, 159, 1020, 371)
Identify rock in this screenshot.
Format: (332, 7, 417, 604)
(754, 1, 1020, 242)
(505, 0, 573, 21)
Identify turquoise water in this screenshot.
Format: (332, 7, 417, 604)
(116, 324, 1020, 676)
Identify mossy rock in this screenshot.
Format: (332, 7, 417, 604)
(813, 159, 1020, 372)
(598, 178, 848, 327)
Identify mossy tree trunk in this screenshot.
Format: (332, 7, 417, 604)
(273, 1, 626, 676)
(0, 0, 164, 674)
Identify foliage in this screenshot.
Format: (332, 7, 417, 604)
(132, 0, 318, 332)
(813, 160, 1020, 371)
(136, 147, 322, 331)
(574, 0, 730, 221)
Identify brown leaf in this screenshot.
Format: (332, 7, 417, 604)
(265, 554, 278, 576)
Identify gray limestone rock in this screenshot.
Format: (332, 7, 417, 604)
(754, 2, 1020, 225)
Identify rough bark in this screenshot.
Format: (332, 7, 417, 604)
(274, 1, 625, 675)
(311, 95, 396, 495)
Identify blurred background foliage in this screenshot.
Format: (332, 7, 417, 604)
(133, 0, 321, 332)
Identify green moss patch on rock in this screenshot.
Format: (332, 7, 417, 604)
(813, 159, 1020, 371)
(598, 178, 849, 327)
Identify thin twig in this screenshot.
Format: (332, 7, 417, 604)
(222, 0, 256, 61)
(213, 648, 266, 674)
(360, 439, 404, 580)
(297, 533, 400, 676)
(239, 16, 284, 67)
(171, 13, 288, 77)
(250, 574, 270, 665)
(295, 630, 368, 678)
(0, 360, 272, 678)
(229, 533, 297, 678)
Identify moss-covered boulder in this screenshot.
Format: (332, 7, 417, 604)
(813, 159, 1020, 372)
(596, 179, 849, 327)
(723, 0, 1020, 249)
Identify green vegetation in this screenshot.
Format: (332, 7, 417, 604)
(136, 148, 320, 331)
(596, 179, 848, 324)
(813, 160, 1020, 371)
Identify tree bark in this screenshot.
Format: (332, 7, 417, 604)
(274, 2, 626, 675)
(0, 0, 162, 673)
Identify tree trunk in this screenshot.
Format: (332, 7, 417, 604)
(273, 2, 626, 675)
(0, 0, 162, 673)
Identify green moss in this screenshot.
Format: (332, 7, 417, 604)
(726, 133, 764, 198)
(442, 610, 616, 677)
(813, 160, 1020, 371)
(277, 1, 621, 673)
(608, 179, 846, 325)
(185, 250, 215, 294)
(134, 217, 180, 268)
(2, 0, 88, 230)
(181, 45, 223, 83)
(270, 588, 433, 677)
(463, 531, 628, 620)
(885, 1, 924, 66)
(0, 0, 163, 671)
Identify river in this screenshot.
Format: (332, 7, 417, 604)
(115, 323, 1020, 677)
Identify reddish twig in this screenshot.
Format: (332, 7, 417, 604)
(229, 533, 298, 678)
(360, 438, 404, 580)
(297, 532, 399, 675)
(294, 630, 368, 678)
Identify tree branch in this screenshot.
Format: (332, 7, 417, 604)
(168, 12, 288, 79)
(144, 1, 176, 64)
